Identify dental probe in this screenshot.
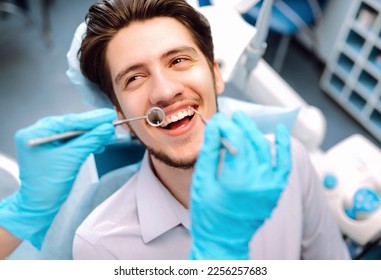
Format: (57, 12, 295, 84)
(189, 107, 237, 178)
(28, 107, 166, 147)
(188, 107, 237, 156)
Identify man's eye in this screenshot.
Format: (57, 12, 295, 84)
(172, 57, 187, 65)
(125, 75, 140, 85)
(123, 75, 144, 90)
(128, 76, 139, 83)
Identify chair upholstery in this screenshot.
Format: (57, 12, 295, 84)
(94, 139, 145, 177)
(0, 152, 19, 200)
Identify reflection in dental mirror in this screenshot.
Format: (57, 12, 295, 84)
(146, 107, 166, 127)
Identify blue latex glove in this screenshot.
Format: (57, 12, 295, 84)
(0, 109, 116, 249)
(189, 111, 292, 259)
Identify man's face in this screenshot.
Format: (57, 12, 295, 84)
(106, 17, 224, 169)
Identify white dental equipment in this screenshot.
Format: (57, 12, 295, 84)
(314, 134, 381, 246)
(28, 107, 166, 147)
(241, 0, 273, 73)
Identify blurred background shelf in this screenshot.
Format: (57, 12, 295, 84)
(321, 0, 381, 143)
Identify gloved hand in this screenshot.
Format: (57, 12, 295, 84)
(0, 109, 116, 249)
(189, 111, 291, 259)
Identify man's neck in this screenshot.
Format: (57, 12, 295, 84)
(149, 155, 193, 209)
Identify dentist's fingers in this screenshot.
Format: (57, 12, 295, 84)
(30, 109, 117, 137)
(193, 113, 222, 187)
(213, 114, 255, 188)
(232, 111, 271, 165)
(67, 123, 116, 156)
(274, 124, 292, 182)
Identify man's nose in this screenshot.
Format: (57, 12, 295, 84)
(149, 69, 184, 105)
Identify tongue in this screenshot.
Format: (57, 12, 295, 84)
(168, 116, 191, 130)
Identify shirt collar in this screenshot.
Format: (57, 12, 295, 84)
(136, 152, 190, 243)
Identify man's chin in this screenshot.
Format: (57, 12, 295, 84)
(147, 147, 196, 170)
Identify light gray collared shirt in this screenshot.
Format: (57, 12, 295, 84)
(73, 139, 350, 260)
(73, 151, 192, 259)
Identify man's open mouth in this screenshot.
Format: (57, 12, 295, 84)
(161, 107, 195, 130)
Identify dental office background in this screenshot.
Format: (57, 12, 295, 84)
(1, 0, 381, 259)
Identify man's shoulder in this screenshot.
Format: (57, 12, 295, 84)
(75, 163, 141, 237)
(90, 162, 141, 208)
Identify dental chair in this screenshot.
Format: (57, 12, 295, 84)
(94, 138, 145, 177)
(0, 152, 20, 200)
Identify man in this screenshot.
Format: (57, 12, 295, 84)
(72, 0, 349, 259)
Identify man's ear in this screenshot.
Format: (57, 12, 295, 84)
(213, 61, 224, 96)
(114, 105, 130, 131)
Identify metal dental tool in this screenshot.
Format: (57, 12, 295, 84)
(189, 107, 237, 177)
(28, 107, 166, 147)
(112, 107, 165, 127)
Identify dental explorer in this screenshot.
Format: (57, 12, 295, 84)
(188, 107, 237, 177)
(188, 106, 237, 156)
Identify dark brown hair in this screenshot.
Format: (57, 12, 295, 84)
(79, 0, 214, 107)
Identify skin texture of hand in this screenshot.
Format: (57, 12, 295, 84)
(0, 109, 116, 250)
(189, 111, 292, 260)
(0, 227, 21, 259)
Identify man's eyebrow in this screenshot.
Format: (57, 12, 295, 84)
(114, 46, 198, 85)
(115, 63, 144, 85)
(161, 46, 198, 59)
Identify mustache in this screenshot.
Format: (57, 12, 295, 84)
(155, 95, 203, 109)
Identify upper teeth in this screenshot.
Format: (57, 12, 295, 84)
(161, 107, 195, 127)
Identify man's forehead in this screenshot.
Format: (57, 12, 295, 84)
(106, 17, 201, 76)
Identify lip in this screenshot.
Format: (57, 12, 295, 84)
(156, 103, 199, 137)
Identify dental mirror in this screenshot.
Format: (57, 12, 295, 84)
(113, 107, 166, 127)
(147, 107, 166, 126)
(28, 107, 166, 147)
